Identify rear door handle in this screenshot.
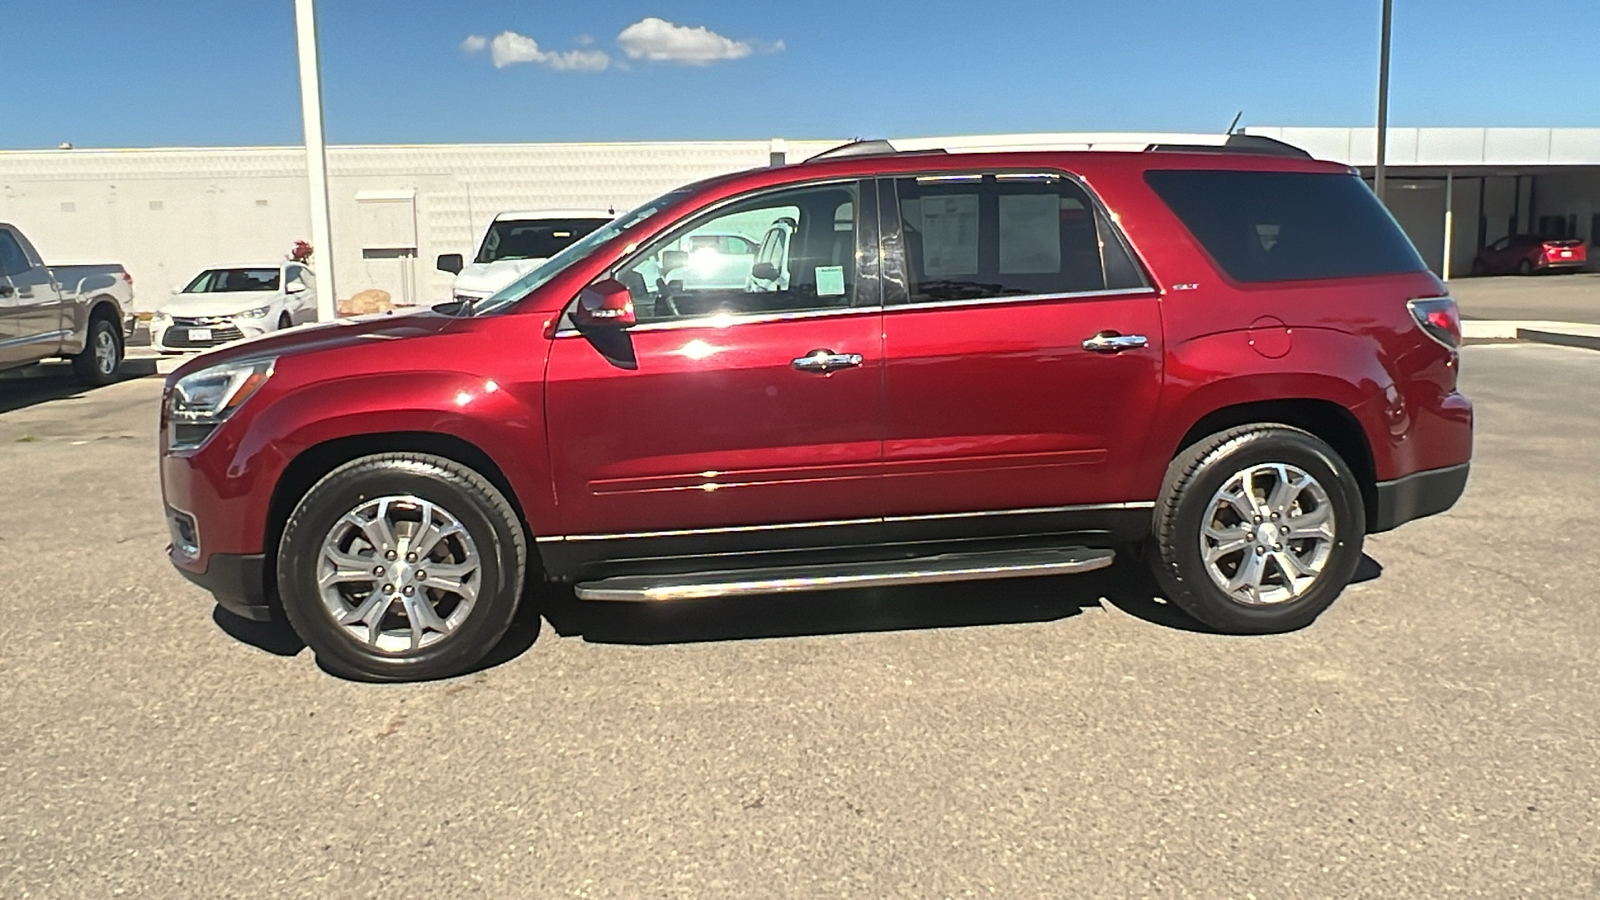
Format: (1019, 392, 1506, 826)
(791, 349, 864, 373)
(1082, 332, 1149, 353)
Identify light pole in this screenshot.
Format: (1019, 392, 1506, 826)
(295, 0, 337, 321)
(1375, 0, 1393, 203)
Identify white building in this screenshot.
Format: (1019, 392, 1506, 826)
(1, 129, 1595, 311)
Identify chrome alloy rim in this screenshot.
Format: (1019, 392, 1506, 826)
(94, 328, 117, 374)
(1200, 463, 1336, 606)
(317, 495, 481, 652)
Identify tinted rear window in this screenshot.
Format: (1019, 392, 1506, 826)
(1145, 170, 1426, 283)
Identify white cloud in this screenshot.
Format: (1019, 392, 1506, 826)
(485, 30, 610, 71)
(460, 34, 487, 54)
(617, 17, 780, 66)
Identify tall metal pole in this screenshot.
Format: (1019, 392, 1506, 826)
(295, 0, 337, 321)
(1375, 0, 1393, 203)
(1442, 170, 1454, 281)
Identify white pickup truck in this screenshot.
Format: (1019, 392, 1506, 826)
(436, 209, 614, 305)
(0, 223, 135, 385)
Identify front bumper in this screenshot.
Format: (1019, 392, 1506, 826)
(1371, 462, 1470, 533)
(152, 317, 270, 352)
(173, 550, 271, 621)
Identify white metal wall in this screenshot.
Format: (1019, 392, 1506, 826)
(0, 140, 836, 310)
(5, 131, 1599, 309)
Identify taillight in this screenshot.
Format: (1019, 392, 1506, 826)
(1407, 297, 1461, 349)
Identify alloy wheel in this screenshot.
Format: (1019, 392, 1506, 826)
(316, 495, 481, 653)
(1199, 462, 1336, 605)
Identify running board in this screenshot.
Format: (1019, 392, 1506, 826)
(574, 547, 1116, 602)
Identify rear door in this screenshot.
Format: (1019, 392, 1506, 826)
(543, 179, 884, 549)
(877, 170, 1164, 531)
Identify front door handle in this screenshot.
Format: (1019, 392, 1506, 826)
(791, 349, 864, 374)
(1082, 332, 1149, 353)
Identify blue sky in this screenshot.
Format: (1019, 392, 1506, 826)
(7, 0, 1598, 149)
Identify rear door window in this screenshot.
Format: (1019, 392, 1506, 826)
(1145, 170, 1426, 282)
(889, 172, 1147, 305)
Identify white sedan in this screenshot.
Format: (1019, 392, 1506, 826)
(151, 262, 318, 352)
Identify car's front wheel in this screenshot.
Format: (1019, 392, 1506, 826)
(1149, 426, 1365, 634)
(276, 453, 527, 681)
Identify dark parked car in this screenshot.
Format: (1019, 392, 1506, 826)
(161, 137, 1472, 681)
(1471, 234, 1587, 275)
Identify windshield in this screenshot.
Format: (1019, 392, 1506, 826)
(471, 189, 694, 317)
(475, 218, 610, 264)
(184, 268, 281, 292)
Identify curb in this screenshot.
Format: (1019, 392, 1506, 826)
(1461, 320, 1600, 351)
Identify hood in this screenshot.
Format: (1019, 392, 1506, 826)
(453, 258, 547, 295)
(160, 291, 279, 317)
(167, 309, 457, 381)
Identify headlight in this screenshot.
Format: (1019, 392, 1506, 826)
(239, 306, 272, 319)
(166, 358, 275, 451)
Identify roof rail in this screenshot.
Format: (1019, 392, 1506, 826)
(805, 139, 948, 163)
(1144, 134, 1312, 159)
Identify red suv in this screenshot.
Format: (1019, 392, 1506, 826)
(160, 137, 1472, 681)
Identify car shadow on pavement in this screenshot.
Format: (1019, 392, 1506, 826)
(0, 359, 157, 414)
(208, 552, 1387, 676)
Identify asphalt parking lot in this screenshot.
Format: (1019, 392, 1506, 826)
(2, 344, 1597, 898)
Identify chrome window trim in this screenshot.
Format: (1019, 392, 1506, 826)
(535, 501, 1155, 543)
(880, 287, 1158, 315)
(552, 286, 1158, 338)
(555, 303, 876, 338)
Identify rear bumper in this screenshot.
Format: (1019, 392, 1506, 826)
(1371, 463, 1469, 533)
(173, 550, 271, 621)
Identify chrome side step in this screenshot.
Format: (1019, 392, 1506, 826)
(574, 547, 1116, 602)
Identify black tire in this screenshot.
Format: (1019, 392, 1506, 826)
(1148, 425, 1365, 634)
(72, 315, 122, 386)
(278, 312, 292, 330)
(1469, 258, 1485, 277)
(1517, 259, 1533, 276)
(276, 453, 527, 681)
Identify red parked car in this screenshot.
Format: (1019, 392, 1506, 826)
(1471, 233, 1588, 275)
(160, 136, 1473, 681)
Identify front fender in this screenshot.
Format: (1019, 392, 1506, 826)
(210, 369, 549, 553)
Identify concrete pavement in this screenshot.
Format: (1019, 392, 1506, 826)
(2, 344, 1597, 897)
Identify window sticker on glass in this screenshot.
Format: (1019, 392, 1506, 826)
(816, 265, 846, 297)
(919, 194, 979, 277)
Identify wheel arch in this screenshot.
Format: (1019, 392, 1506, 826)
(264, 432, 536, 598)
(1172, 399, 1379, 532)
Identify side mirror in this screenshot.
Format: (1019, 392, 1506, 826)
(750, 261, 779, 282)
(437, 253, 464, 275)
(170, 286, 181, 294)
(286, 280, 307, 294)
(572, 278, 635, 329)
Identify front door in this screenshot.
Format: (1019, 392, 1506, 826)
(0, 228, 61, 367)
(544, 179, 883, 547)
(877, 170, 1165, 528)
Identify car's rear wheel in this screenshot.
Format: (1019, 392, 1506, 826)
(72, 316, 122, 386)
(276, 453, 527, 681)
(1149, 425, 1365, 634)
